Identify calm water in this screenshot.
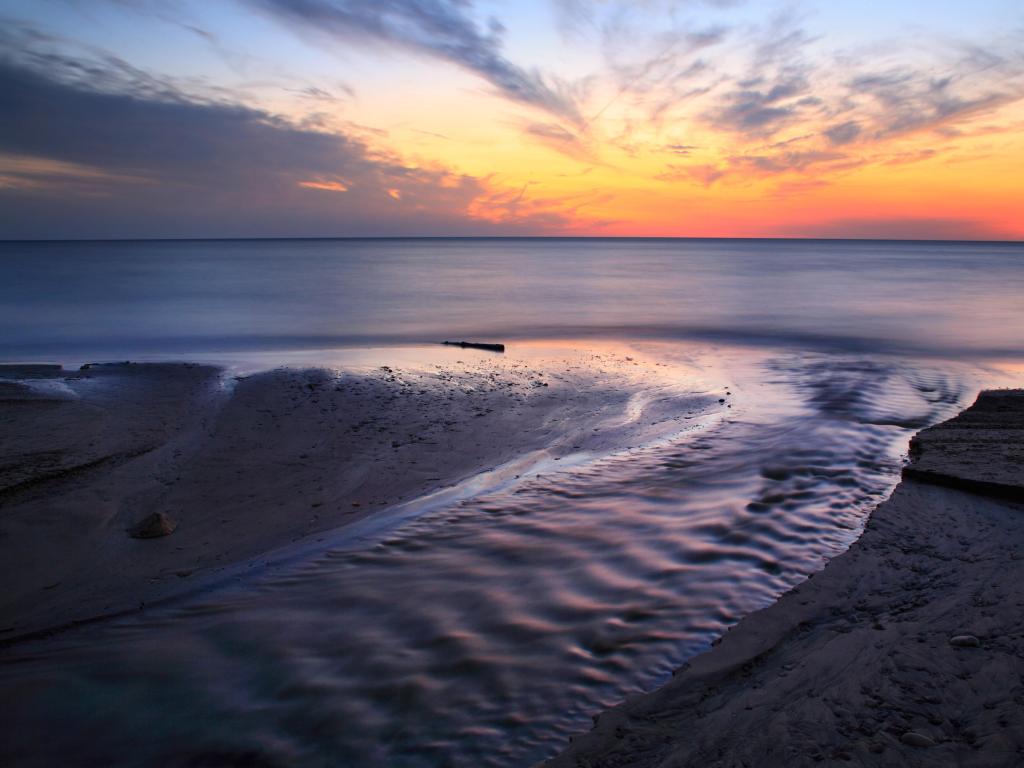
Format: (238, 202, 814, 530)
(1, 238, 1022, 359)
(1, 239, 1023, 766)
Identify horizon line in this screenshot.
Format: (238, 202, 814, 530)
(2, 235, 1022, 245)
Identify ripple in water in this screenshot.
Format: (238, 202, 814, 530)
(0, 349, 988, 767)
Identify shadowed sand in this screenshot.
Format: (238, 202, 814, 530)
(0, 350, 719, 642)
(548, 390, 1024, 767)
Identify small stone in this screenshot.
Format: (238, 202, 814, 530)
(949, 634, 980, 648)
(128, 512, 177, 539)
(900, 732, 936, 748)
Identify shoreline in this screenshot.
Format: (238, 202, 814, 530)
(548, 389, 1024, 767)
(0, 347, 724, 643)
(1, 346, 1018, 766)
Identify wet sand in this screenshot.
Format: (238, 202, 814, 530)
(549, 390, 1024, 767)
(0, 348, 720, 642)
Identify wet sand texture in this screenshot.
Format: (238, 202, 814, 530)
(0, 355, 712, 642)
(548, 390, 1024, 768)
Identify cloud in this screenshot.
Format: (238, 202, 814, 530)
(658, 145, 854, 187)
(736, 149, 849, 175)
(287, 84, 354, 103)
(0, 55, 364, 185)
(522, 121, 595, 161)
(590, 8, 729, 131)
(0, 54, 573, 237)
(0, 153, 149, 194)
(298, 178, 351, 191)
(656, 163, 726, 186)
(881, 148, 938, 166)
(696, 13, 823, 138)
(704, 74, 818, 135)
(665, 143, 698, 156)
(848, 65, 1022, 139)
(824, 120, 861, 145)
(249, 0, 581, 123)
(693, 13, 1024, 150)
(552, 0, 743, 40)
(469, 181, 616, 231)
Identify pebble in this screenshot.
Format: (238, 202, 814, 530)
(949, 634, 980, 648)
(128, 512, 177, 538)
(900, 732, 936, 748)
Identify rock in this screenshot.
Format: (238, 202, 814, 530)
(949, 634, 980, 648)
(128, 512, 177, 539)
(900, 732, 936, 748)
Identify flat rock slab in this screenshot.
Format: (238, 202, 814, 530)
(904, 389, 1024, 499)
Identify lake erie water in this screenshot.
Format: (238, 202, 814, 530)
(1, 238, 1023, 766)
(2, 237, 1022, 360)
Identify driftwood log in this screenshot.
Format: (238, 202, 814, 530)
(442, 341, 506, 353)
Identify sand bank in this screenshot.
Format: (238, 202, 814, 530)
(0, 348, 721, 642)
(549, 390, 1024, 767)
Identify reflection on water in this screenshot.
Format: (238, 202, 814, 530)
(0, 349, 990, 767)
(1, 238, 1022, 360)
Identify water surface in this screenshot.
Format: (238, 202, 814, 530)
(1, 238, 1023, 766)
(0, 345, 1000, 767)
(2, 238, 1022, 359)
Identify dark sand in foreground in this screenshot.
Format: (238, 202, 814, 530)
(0, 351, 717, 641)
(549, 390, 1024, 767)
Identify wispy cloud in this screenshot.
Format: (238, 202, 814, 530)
(2, 2, 1022, 238)
(249, 0, 582, 123)
(735, 149, 849, 175)
(668, 11, 1024, 148)
(704, 73, 819, 135)
(589, 3, 729, 130)
(650, 15, 1024, 188)
(522, 121, 596, 162)
(699, 12, 821, 137)
(0, 153, 150, 195)
(847, 61, 1023, 140)
(657, 162, 726, 187)
(823, 120, 861, 145)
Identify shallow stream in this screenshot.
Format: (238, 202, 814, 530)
(0, 345, 997, 767)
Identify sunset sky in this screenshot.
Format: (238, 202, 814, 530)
(1, 0, 1022, 239)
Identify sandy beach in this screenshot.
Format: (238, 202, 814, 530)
(0, 348, 720, 642)
(548, 389, 1024, 767)
(0, 348, 1020, 766)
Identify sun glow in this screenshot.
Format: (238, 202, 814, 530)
(1, 0, 1021, 239)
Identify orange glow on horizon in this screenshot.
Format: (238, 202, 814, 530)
(4, 1, 1022, 240)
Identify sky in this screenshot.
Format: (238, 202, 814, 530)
(0, 0, 1022, 239)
